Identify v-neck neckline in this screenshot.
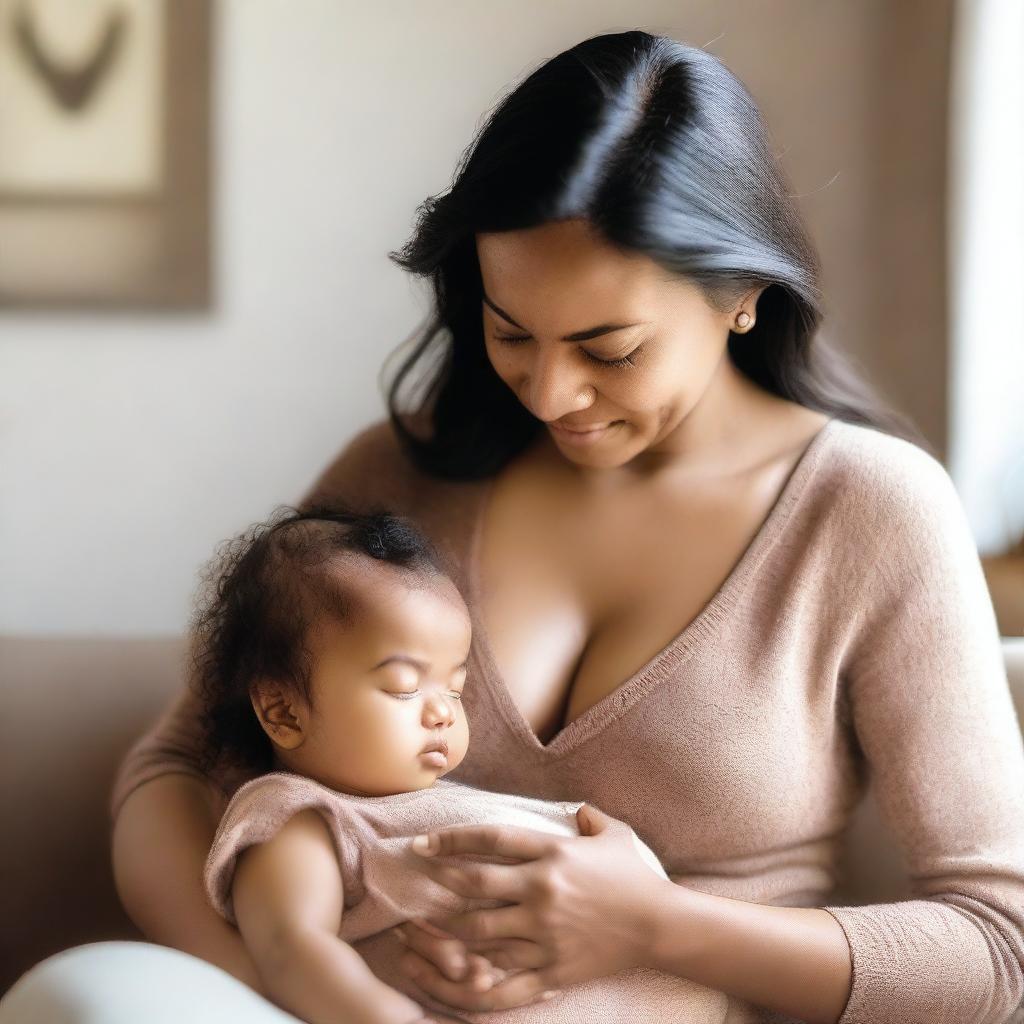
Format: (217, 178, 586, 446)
(464, 417, 839, 761)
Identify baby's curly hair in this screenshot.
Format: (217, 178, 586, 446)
(188, 504, 447, 779)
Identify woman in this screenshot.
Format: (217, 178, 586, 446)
(7, 29, 1023, 1024)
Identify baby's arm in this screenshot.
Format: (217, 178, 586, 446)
(231, 807, 434, 1024)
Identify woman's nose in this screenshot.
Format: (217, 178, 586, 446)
(523, 345, 593, 422)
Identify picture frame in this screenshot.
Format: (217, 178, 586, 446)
(0, 0, 211, 309)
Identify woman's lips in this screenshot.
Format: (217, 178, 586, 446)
(548, 420, 623, 445)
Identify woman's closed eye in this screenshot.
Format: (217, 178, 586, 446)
(490, 332, 640, 368)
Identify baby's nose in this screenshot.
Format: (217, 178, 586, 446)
(423, 692, 455, 726)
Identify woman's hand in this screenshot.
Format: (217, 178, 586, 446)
(396, 804, 672, 1012)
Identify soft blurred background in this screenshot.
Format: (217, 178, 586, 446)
(1, 0, 1022, 997)
(1, 0, 1022, 637)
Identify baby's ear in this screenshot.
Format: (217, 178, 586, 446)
(249, 681, 305, 750)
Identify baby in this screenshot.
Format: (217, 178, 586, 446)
(192, 505, 724, 1024)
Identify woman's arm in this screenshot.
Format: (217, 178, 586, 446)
(653, 449, 1024, 1024)
(231, 808, 430, 1024)
(107, 644, 267, 987)
(813, 454, 1024, 1022)
(111, 773, 267, 994)
(645, 888, 852, 1023)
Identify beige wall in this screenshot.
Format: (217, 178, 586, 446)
(867, 1, 954, 459)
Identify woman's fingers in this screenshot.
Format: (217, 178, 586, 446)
(403, 955, 562, 1013)
(426, 904, 537, 944)
(473, 938, 547, 972)
(396, 925, 471, 982)
(411, 854, 532, 903)
(481, 969, 563, 1011)
(465, 952, 504, 991)
(402, 922, 545, 974)
(404, 917, 459, 940)
(411, 824, 563, 862)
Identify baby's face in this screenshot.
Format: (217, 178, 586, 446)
(268, 560, 472, 797)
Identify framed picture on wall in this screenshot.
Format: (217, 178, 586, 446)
(0, 0, 211, 308)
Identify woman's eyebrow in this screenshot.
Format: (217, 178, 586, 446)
(482, 292, 647, 341)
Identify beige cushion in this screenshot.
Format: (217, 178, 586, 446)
(0, 636, 187, 993)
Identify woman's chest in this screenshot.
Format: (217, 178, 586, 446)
(452, 623, 855, 872)
(472, 449, 803, 746)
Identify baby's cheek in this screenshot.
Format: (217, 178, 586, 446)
(450, 715, 471, 765)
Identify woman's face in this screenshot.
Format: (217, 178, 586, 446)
(475, 217, 760, 470)
(255, 560, 472, 797)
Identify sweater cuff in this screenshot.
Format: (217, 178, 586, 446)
(821, 900, 1022, 1024)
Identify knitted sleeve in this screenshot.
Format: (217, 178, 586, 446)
(821, 439, 1024, 1023)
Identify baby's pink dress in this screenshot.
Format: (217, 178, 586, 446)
(204, 770, 730, 1023)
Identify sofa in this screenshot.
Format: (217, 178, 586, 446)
(3, 634, 1023, 997)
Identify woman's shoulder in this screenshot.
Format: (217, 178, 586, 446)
(301, 415, 433, 512)
(816, 418, 973, 559)
(825, 416, 946, 480)
(300, 416, 486, 573)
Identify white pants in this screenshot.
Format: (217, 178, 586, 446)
(0, 941, 306, 1024)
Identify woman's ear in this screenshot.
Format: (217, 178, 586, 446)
(249, 681, 305, 750)
(743, 283, 768, 311)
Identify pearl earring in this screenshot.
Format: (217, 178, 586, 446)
(735, 312, 752, 330)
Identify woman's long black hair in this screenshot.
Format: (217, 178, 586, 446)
(384, 29, 925, 480)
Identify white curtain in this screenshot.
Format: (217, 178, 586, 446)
(947, 0, 1024, 554)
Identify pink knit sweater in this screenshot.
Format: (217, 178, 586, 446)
(110, 416, 1024, 1024)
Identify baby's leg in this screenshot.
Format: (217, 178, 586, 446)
(0, 941, 305, 1023)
